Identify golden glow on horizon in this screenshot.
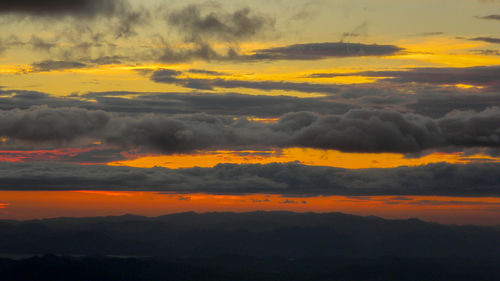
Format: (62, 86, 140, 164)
(0, 191, 499, 225)
(108, 148, 500, 169)
(395, 37, 500, 67)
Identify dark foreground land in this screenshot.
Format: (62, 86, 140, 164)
(0, 211, 499, 280)
(1, 255, 500, 281)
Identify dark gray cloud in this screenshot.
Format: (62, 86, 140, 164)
(414, 32, 444, 37)
(469, 37, 500, 44)
(0, 161, 498, 196)
(246, 42, 403, 60)
(31, 60, 87, 72)
(154, 41, 403, 63)
(309, 65, 500, 91)
(0, 147, 125, 163)
(472, 49, 500, 56)
(478, 14, 500, 20)
(2, 84, 499, 120)
(0, 106, 109, 143)
(157, 42, 228, 63)
(209, 79, 339, 94)
(167, 4, 275, 43)
(0, 0, 149, 61)
(0, 106, 499, 154)
(187, 69, 229, 76)
(76, 91, 358, 116)
(407, 91, 500, 117)
(154, 3, 274, 63)
(0, 0, 125, 18)
(26, 55, 129, 72)
(0, 87, 354, 116)
(113, 7, 150, 39)
(151, 69, 341, 94)
(0, 90, 92, 110)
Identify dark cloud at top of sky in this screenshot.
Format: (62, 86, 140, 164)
(0, 0, 149, 56)
(477, 14, 500, 20)
(167, 4, 275, 43)
(0, 105, 499, 154)
(0, 161, 498, 196)
(0, 0, 125, 18)
(246, 42, 403, 60)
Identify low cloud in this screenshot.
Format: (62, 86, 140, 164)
(0, 161, 498, 196)
(0, 106, 499, 154)
(2, 85, 500, 122)
(0, 106, 110, 143)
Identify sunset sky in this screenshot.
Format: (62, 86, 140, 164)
(0, 0, 499, 224)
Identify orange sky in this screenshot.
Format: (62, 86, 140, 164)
(1, 147, 498, 170)
(110, 148, 500, 169)
(0, 0, 499, 226)
(1, 191, 499, 225)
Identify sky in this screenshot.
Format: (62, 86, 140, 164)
(0, 0, 499, 224)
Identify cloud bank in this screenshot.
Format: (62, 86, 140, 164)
(0, 106, 499, 154)
(0, 161, 498, 196)
(309, 66, 500, 91)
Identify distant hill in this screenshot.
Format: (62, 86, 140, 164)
(0, 211, 499, 259)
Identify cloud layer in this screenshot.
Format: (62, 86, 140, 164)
(0, 106, 499, 154)
(309, 66, 500, 91)
(0, 161, 498, 196)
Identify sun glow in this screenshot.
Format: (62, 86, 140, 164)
(108, 148, 500, 169)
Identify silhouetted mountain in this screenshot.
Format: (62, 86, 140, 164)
(0, 211, 499, 259)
